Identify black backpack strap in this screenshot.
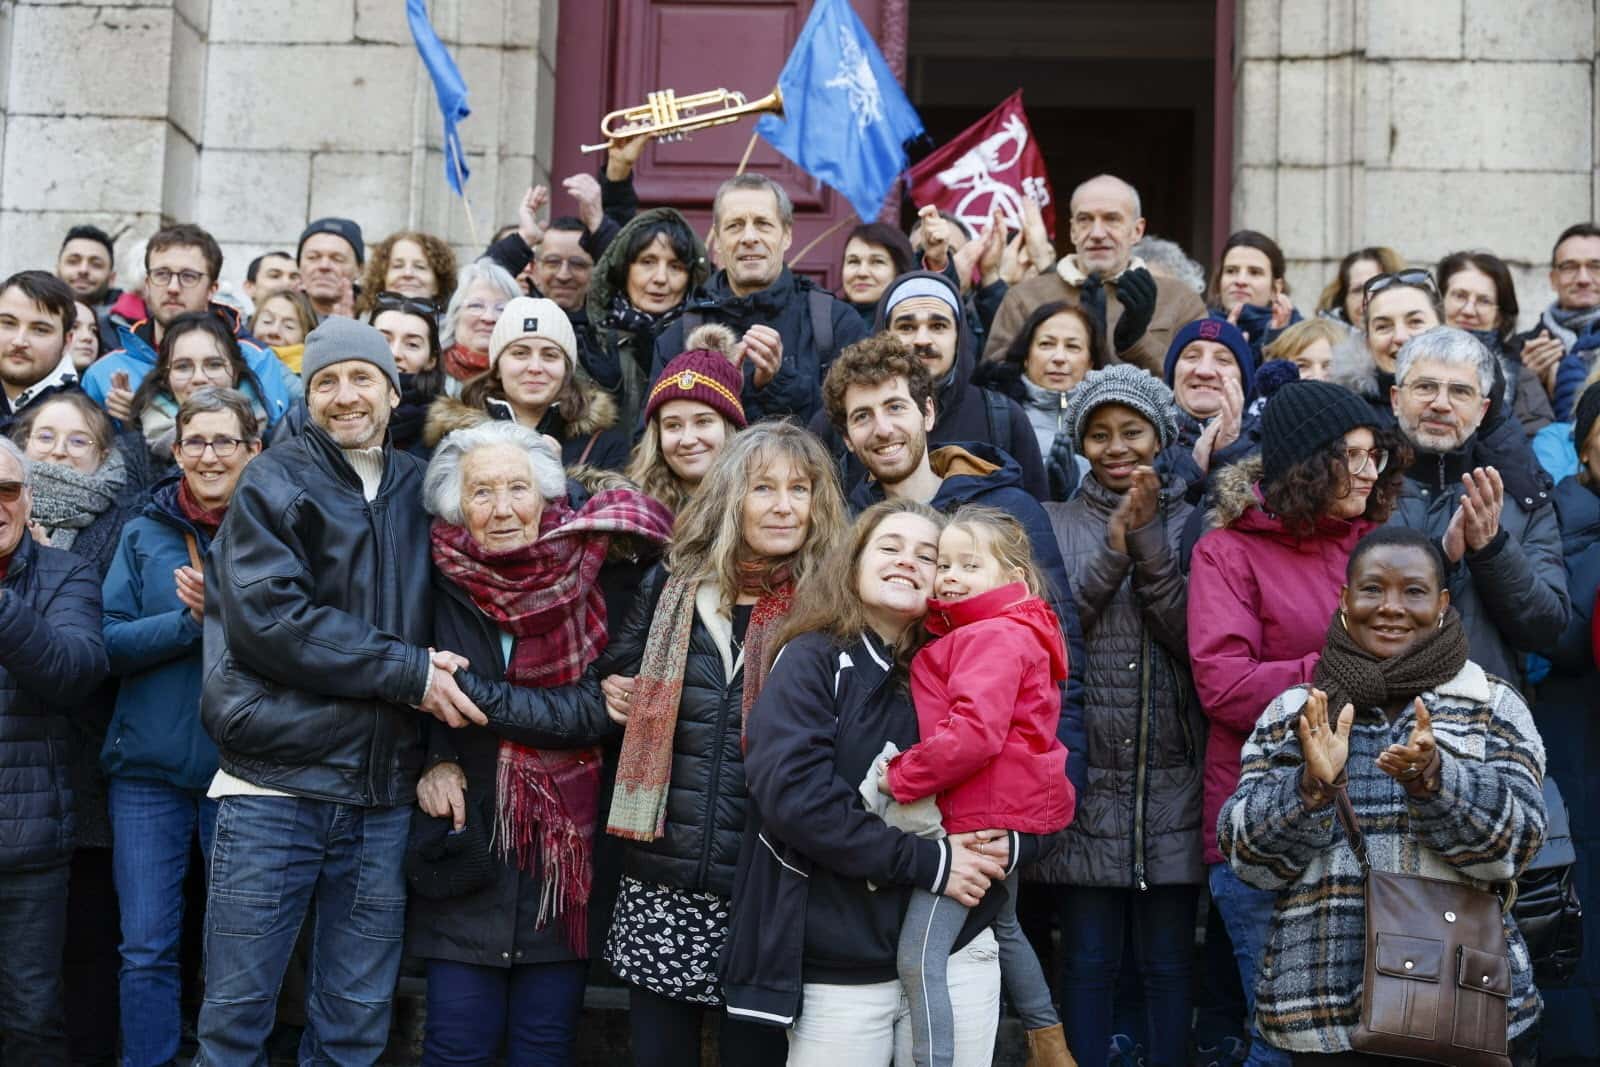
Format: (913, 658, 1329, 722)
(807, 288, 835, 359)
(983, 387, 1013, 451)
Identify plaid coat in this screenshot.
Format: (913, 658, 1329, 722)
(1219, 661, 1547, 1054)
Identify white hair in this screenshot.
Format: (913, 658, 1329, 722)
(1132, 236, 1204, 294)
(1069, 174, 1142, 220)
(422, 420, 566, 525)
(1393, 326, 1496, 396)
(0, 437, 30, 485)
(439, 258, 521, 350)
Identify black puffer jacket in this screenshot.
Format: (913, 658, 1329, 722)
(201, 423, 434, 807)
(405, 571, 619, 968)
(596, 564, 750, 897)
(1040, 475, 1204, 887)
(0, 533, 109, 870)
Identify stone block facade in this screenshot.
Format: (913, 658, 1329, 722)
(0, 0, 553, 295)
(1233, 0, 1597, 328)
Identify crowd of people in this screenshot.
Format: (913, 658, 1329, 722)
(2, 136, 1598, 1067)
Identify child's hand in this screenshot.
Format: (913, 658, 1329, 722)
(877, 773, 894, 796)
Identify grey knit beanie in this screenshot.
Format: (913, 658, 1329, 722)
(300, 316, 401, 394)
(1065, 364, 1178, 451)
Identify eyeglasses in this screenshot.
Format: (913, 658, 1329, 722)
(463, 301, 509, 318)
(1555, 259, 1600, 280)
(147, 268, 209, 289)
(169, 358, 232, 383)
(373, 291, 439, 317)
(0, 481, 24, 503)
(1404, 378, 1482, 405)
(28, 429, 97, 455)
(177, 435, 246, 459)
(1344, 447, 1390, 475)
(537, 256, 593, 274)
(1444, 288, 1497, 311)
(1363, 269, 1439, 302)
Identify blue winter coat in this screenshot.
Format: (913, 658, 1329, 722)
(0, 533, 109, 869)
(99, 479, 216, 791)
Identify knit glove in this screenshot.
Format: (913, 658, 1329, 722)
(1112, 266, 1158, 354)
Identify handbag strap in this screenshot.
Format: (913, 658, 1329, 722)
(183, 532, 203, 572)
(1332, 784, 1371, 873)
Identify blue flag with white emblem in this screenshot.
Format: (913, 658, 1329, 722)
(407, 0, 471, 194)
(756, 0, 923, 222)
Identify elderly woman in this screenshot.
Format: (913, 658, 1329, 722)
(598, 422, 845, 1067)
(100, 387, 261, 1067)
(409, 420, 672, 1065)
(440, 259, 522, 383)
(625, 324, 746, 514)
(584, 208, 710, 430)
(1189, 380, 1409, 1067)
(1220, 526, 1546, 1064)
(974, 300, 1106, 499)
(128, 311, 276, 468)
(840, 222, 915, 327)
(357, 230, 458, 316)
(426, 296, 629, 470)
(725, 500, 1016, 1066)
(1206, 230, 1302, 362)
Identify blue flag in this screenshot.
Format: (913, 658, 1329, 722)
(407, 0, 471, 194)
(756, 0, 923, 222)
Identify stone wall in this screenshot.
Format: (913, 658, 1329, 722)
(0, 0, 554, 294)
(1232, 0, 1598, 328)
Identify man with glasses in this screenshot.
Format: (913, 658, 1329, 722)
(1523, 223, 1600, 422)
(0, 271, 84, 433)
(0, 436, 109, 1065)
(1386, 325, 1567, 689)
(82, 224, 299, 427)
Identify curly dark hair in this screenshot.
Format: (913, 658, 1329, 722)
(1262, 425, 1412, 537)
(821, 332, 934, 432)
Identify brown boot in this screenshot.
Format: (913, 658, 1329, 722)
(1025, 1023, 1077, 1067)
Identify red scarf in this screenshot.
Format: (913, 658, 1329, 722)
(177, 479, 228, 535)
(431, 488, 673, 953)
(443, 342, 490, 382)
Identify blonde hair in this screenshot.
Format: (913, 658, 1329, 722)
(666, 422, 846, 609)
(942, 504, 1045, 598)
(1263, 317, 1345, 362)
(625, 413, 739, 515)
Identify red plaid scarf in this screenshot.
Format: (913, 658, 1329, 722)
(607, 559, 793, 842)
(431, 488, 673, 952)
(443, 342, 489, 383)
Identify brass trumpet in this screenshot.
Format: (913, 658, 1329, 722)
(580, 87, 784, 153)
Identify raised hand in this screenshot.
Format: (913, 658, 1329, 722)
(1459, 466, 1503, 554)
(1297, 687, 1355, 792)
(917, 204, 950, 273)
(174, 564, 205, 623)
(106, 370, 135, 423)
(1020, 196, 1054, 273)
(1270, 289, 1295, 329)
(517, 185, 550, 248)
(736, 325, 783, 389)
(1377, 698, 1438, 788)
(606, 133, 650, 181)
(562, 172, 604, 233)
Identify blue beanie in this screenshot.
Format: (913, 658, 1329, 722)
(1163, 317, 1256, 397)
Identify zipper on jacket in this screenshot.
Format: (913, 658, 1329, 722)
(1131, 633, 1152, 893)
(696, 667, 739, 890)
(364, 499, 384, 808)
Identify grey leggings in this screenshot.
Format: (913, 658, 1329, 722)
(899, 870, 1058, 1067)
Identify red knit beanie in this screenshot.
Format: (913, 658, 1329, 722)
(645, 324, 747, 428)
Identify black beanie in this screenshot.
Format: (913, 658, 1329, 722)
(1575, 381, 1600, 458)
(1261, 380, 1379, 489)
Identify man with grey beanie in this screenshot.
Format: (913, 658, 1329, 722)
(197, 316, 484, 1063)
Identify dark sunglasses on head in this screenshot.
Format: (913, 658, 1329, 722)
(1362, 268, 1439, 302)
(0, 481, 24, 503)
(372, 291, 440, 318)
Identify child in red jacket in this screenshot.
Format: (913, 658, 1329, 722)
(880, 504, 1075, 1067)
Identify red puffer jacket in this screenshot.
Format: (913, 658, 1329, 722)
(888, 582, 1074, 835)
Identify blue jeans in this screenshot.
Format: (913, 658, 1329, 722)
(0, 862, 71, 1065)
(197, 795, 410, 1067)
(423, 958, 586, 1065)
(1208, 863, 1292, 1067)
(1058, 884, 1197, 1067)
(110, 777, 218, 1067)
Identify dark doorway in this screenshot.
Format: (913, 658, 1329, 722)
(907, 1, 1217, 266)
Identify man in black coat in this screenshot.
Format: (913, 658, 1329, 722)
(649, 174, 868, 425)
(197, 317, 485, 1063)
(0, 437, 109, 1063)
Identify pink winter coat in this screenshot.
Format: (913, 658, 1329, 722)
(888, 582, 1075, 835)
(1187, 458, 1376, 864)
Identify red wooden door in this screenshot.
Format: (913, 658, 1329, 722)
(552, 0, 905, 291)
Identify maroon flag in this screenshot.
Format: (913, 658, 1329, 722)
(907, 90, 1055, 238)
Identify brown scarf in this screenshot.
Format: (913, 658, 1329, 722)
(606, 559, 794, 842)
(431, 490, 673, 953)
(1313, 606, 1470, 718)
(443, 342, 490, 382)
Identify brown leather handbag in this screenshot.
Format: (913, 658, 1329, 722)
(1334, 787, 1513, 1067)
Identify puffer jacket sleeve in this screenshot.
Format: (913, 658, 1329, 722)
(1219, 686, 1340, 890)
(0, 547, 109, 706)
(1189, 532, 1320, 735)
(453, 664, 618, 750)
(746, 637, 950, 893)
(1406, 684, 1547, 883)
(1463, 504, 1569, 654)
(211, 478, 429, 707)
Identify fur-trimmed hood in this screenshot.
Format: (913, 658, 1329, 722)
(1328, 329, 1383, 401)
(1206, 454, 1265, 530)
(421, 379, 618, 449)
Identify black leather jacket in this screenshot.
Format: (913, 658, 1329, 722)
(200, 423, 434, 807)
